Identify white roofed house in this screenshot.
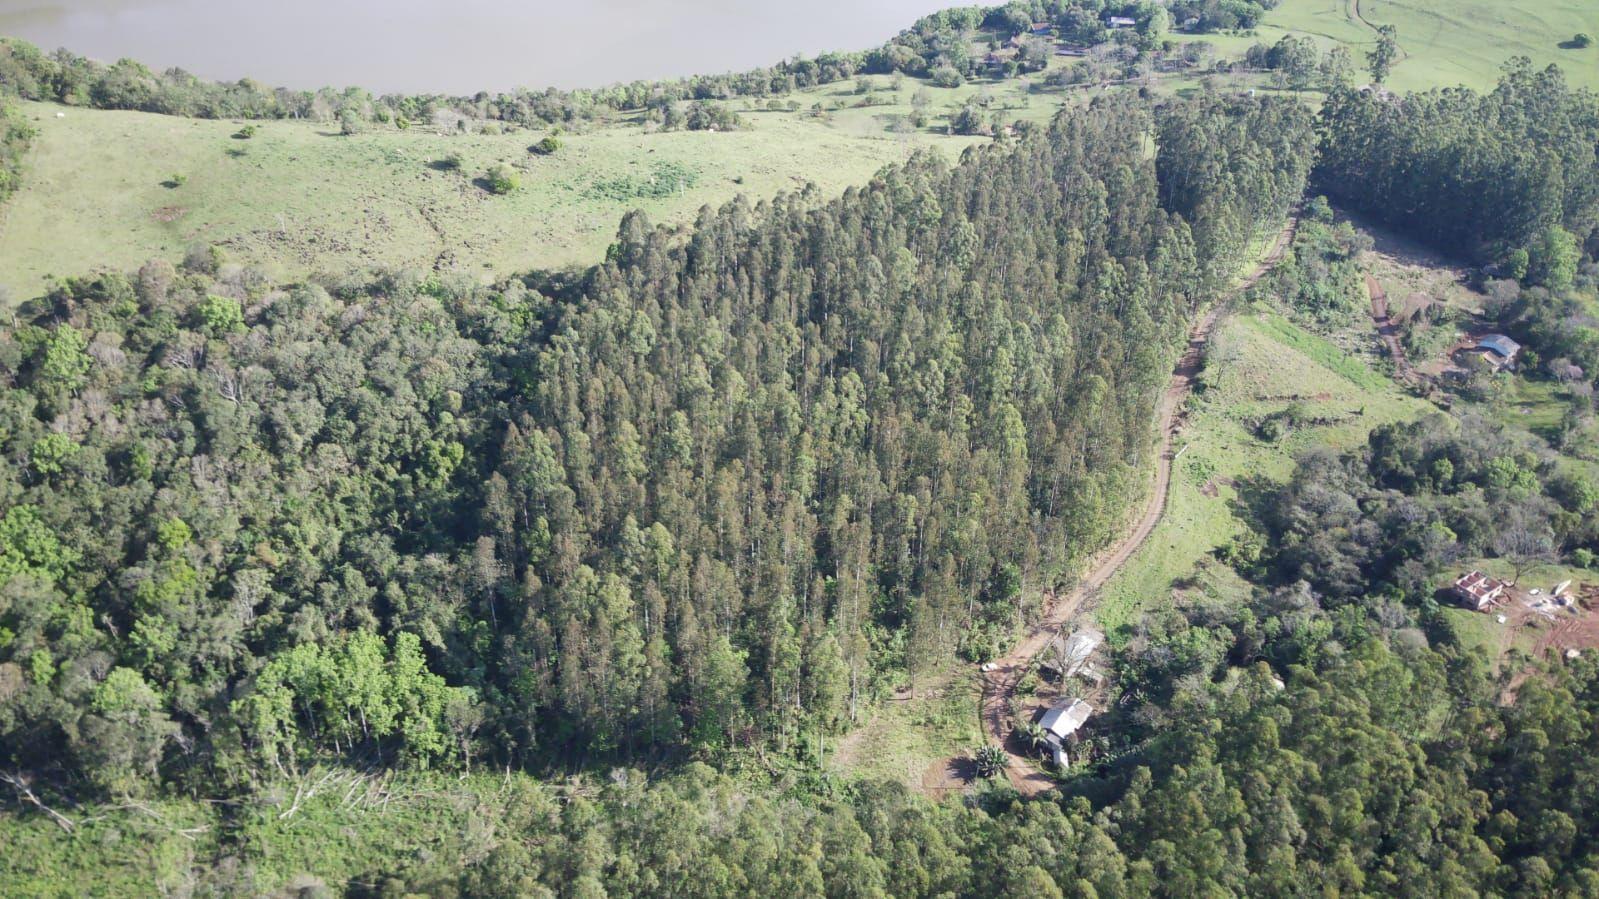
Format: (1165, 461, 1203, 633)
(1038, 698, 1094, 767)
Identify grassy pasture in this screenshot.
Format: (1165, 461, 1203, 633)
(0, 94, 994, 302)
(1205, 0, 1599, 92)
(0, 62, 1099, 304)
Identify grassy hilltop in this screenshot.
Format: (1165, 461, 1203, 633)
(0, 75, 1047, 301)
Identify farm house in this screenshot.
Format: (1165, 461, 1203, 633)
(1038, 698, 1094, 767)
(1453, 570, 1506, 611)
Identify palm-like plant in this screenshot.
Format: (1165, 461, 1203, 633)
(974, 744, 1008, 778)
(1018, 721, 1050, 757)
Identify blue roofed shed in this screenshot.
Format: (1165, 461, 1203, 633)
(1477, 334, 1521, 360)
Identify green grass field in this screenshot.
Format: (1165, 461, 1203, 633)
(826, 665, 983, 790)
(9, 0, 1588, 302)
(1209, 0, 1599, 92)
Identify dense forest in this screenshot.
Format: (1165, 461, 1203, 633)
(0, 95, 1312, 797)
(0, 2, 1179, 129)
(1317, 60, 1599, 283)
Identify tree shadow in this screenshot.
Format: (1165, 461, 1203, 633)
(160, 178, 184, 189)
(1227, 473, 1281, 540)
(427, 159, 460, 172)
(947, 756, 978, 783)
(1556, 37, 1592, 50)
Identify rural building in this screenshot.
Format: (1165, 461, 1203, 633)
(985, 48, 1019, 70)
(1476, 334, 1521, 370)
(1453, 570, 1506, 611)
(1029, 22, 1052, 36)
(1108, 16, 1138, 28)
(1039, 698, 1093, 748)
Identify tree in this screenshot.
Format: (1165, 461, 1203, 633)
(950, 103, 988, 135)
(1367, 24, 1399, 84)
(1320, 46, 1355, 88)
(1526, 225, 1579, 289)
(197, 293, 245, 336)
(1493, 506, 1556, 585)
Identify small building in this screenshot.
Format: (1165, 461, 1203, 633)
(1453, 570, 1506, 611)
(984, 48, 1019, 69)
(1029, 22, 1052, 36)
(1039, 698, 1093, 748)
(1476, 334, 1521, 370)
(1107, 16, 1138, 28)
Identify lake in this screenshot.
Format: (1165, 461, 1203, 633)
(0, 0, 956, 95)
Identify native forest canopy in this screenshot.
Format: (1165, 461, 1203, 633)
(3, 1, 1599, 895)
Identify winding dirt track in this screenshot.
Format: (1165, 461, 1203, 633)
(1349, 0, 1408, 63)
(1365, 273, 1419, 384)
(978, 218, 1299, 795)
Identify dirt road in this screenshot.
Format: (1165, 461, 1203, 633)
(976, 218, 1299, 795)
(1365, 273, 1419, 384)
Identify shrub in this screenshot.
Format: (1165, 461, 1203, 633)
(1571, 33, 1593, 48)
(930, 65, 964, 88)
(232, 124, 255, 139)
(484, 163, 520, 195)
(529, 136, 561, 156)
